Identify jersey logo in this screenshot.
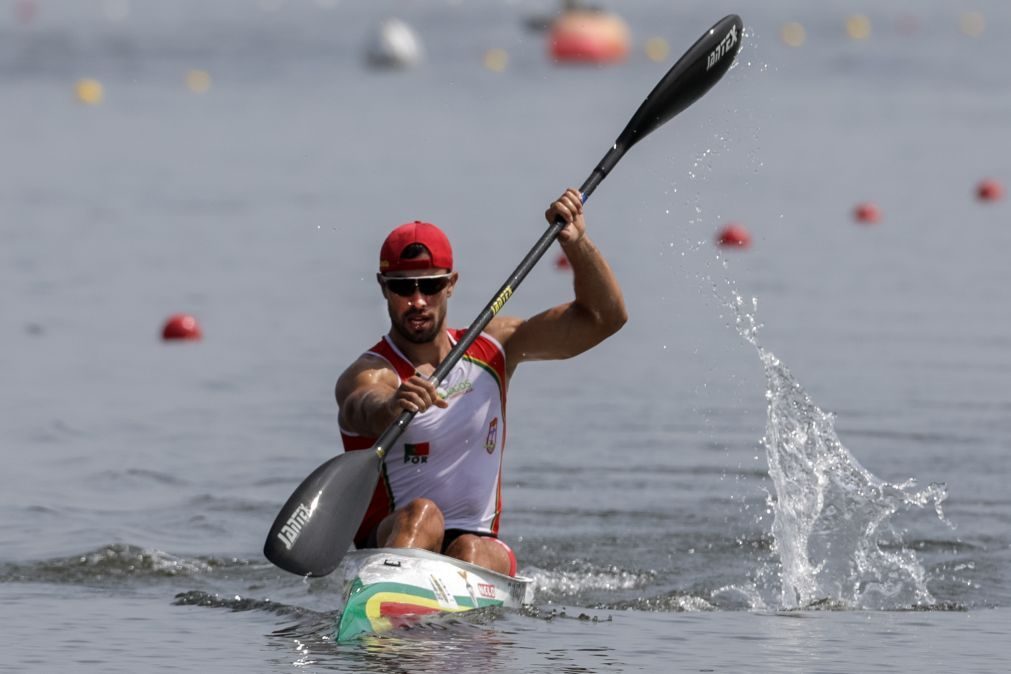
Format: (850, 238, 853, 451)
(404, 442, 429, 464)
(484, 418, 498, 454)
(437, 377, 473, 401)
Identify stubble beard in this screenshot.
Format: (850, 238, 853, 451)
(391, 307, 445, 344)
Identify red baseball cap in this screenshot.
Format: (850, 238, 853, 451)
(379, 221, 453, 273)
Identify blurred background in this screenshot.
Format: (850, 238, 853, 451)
(1, 1, 1009, 671)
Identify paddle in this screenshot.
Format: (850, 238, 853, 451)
(265, 14, 745, 577)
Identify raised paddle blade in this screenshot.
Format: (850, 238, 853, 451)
(581, 14, 744, 197)
(618, 14, 743, 151)
(263, 449, 381, 577)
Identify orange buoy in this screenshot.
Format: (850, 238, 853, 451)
(162, 314, 203, 341)
(853, 202, 881, 224)
(976, 178, 1004, 202)
(549, 10, 630, 64)
(716, 223, 751, 249)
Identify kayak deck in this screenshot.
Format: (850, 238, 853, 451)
(336, 547, 534, 641)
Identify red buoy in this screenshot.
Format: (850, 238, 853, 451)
(14, 0, 38, 24)
(549, 10, 630, 64)
(716, 223, 751, 249)
(554, 251, 571, 270)
(162, 314, 202, 341)
(853, 202, 881, 224)
(976, 178, 1004, 202)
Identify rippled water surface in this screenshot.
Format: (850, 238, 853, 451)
(3, 0, 1011, 671)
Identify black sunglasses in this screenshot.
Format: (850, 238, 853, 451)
(380, 274, 452, 297)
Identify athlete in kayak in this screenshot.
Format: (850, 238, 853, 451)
(335, 188, 626, 575)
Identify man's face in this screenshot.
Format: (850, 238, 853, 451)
(379, 263, 457, 344)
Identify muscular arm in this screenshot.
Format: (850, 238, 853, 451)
(335, 356, 447, 437)
(490, 189, 627, 376)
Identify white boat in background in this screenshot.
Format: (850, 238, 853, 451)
(364, 18, 424, 69)
(336, 547, 535, 641)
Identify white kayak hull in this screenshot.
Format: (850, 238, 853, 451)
(335, 547, 534, 641)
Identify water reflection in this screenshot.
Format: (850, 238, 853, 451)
(267, 608, 520, 673)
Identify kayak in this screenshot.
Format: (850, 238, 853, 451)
(335, 547, 535, 641)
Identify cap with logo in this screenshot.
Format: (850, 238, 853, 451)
(379, 221, 453, 273)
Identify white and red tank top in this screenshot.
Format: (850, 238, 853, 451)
(340, 329, 508, 547)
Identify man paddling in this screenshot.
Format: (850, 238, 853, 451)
(335, 188, 626, 576)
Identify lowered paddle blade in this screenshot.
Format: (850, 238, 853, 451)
(264, 449, 381, 577)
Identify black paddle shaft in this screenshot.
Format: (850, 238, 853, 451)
(372, 14, 744, 461)
(264, 14, 744, 577)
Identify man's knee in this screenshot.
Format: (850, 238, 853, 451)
(379, 498, 445, 550)
(444, 535, 512, 575)
(444, 533, 481, 559)
(401, 498, 444, 528)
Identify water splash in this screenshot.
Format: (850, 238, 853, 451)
(604, 591, 715, 612)
(523, 561, 653, 603)
(0, 544, 261, 585)
(726, 289, 948, 610)
(174, 590, 330, 621)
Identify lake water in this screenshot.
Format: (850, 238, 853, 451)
(2, 1, 1010, 671)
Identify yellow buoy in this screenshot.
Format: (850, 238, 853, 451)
(644, 37, 669, 63)
(780, 21, 806, 48)
(483, 48, 508, 73)
(186, 69, 212, 94)
(845, 14, 871, 40)
(960, 11, 985, 37)
(74, 78, 104, 105)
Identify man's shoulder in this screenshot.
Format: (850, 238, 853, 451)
(335, 352, 398, 400)
(483, 316, 524, 346)
(344, 350, 395, 376)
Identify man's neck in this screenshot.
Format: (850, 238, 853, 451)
(387, 328, 453, 369)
